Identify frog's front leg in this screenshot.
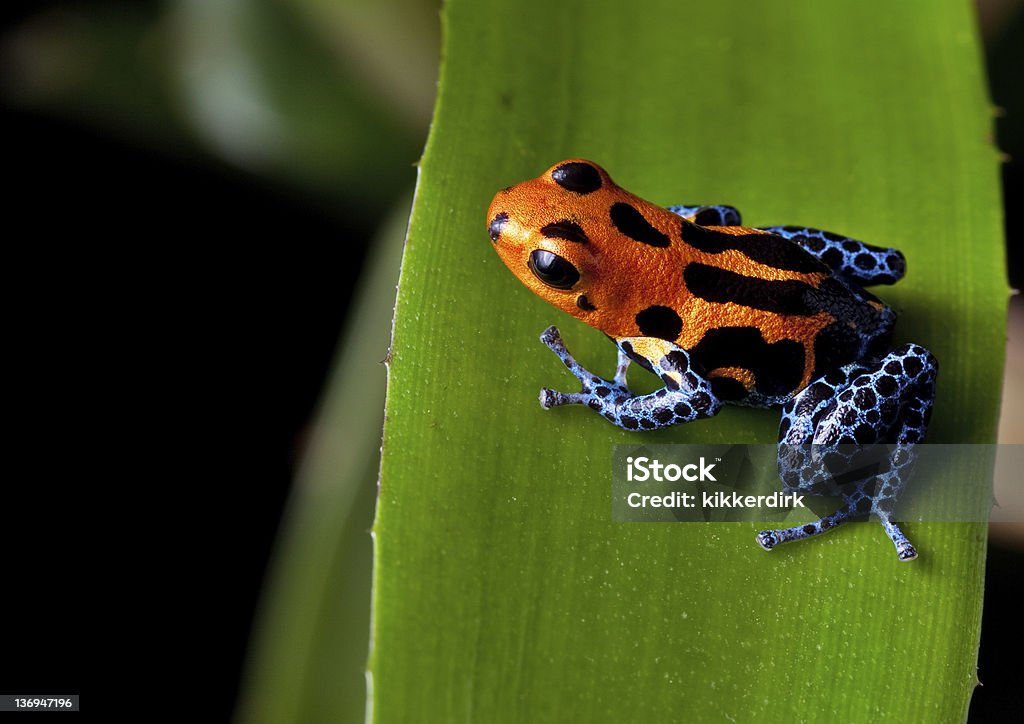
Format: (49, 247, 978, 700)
(757, 343, 937, 561)
(538, 327, 722, 430)
(666, 204, 742, 226)
(758, 225, 906, 287)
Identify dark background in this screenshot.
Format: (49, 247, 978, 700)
(0, 1, 1020, 720)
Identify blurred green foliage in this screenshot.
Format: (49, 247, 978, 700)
(1, 0, 439, 219)
(2, 1, 439, 721)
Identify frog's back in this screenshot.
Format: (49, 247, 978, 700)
(678, 245, 896, 405)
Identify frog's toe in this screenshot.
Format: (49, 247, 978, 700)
(539, 387, 562, 408)
(897, 542, 918, 562)
(756, 530, 780, 551)
(539, 387, 585, 408)
(882, 519, 918, 561)
(539, 325, 563, 349)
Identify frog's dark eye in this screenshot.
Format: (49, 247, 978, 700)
(528, 250, 580, 290)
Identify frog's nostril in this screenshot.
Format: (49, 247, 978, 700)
(489, 212, 510, 243)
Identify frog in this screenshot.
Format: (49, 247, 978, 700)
(486, 159, 937, 561)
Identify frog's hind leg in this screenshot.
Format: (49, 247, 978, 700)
(666, 204, 742, 226)
(758, 343, 937, 561)
(761, 464, 921, 561)
(757, 362, 874, 553)
(758, 225, 906, 287)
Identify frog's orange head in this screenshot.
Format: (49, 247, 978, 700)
(487, 159, 687, 338)
(487, 160, 616, 324)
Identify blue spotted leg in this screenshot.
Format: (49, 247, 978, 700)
(666, 205, 906, 288)
(538, 326, 722, 430)
(757, 343, 938, 561)
(757, 226, 906, 287)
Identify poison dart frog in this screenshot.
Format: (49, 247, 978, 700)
(487, 160, 937, 561)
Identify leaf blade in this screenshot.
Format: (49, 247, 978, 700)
(374, 1, 1006, 721)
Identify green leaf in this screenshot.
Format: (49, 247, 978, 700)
(374, 1, 1006, 722)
